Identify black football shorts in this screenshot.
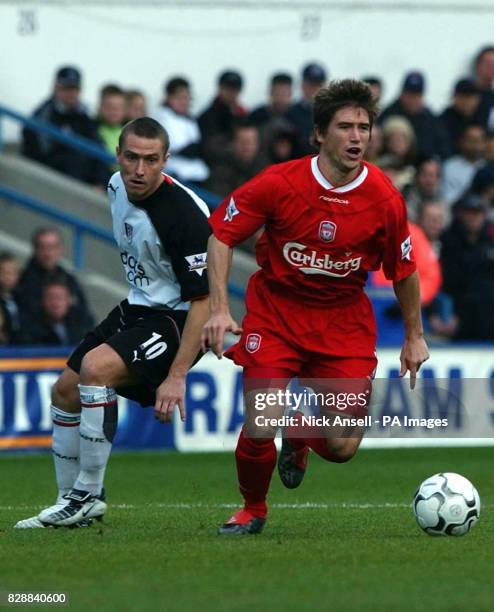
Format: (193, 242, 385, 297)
(68, 300, 194, 407)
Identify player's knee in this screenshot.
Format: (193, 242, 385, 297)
(51, 377, 79, 412)
(328, 441, 358, 463)
(79, 352, 108, 386)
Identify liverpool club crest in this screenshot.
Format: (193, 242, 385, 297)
(319, 220, 336, 242)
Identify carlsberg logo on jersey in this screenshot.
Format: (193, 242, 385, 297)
(283, 242, 362, 277)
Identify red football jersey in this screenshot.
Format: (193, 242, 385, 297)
(209, 156, 416, 305)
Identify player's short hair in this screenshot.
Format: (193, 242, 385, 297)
(165, 77, 189, 96)
(119, 117, 170, 155)
(313, 79, 379, 134)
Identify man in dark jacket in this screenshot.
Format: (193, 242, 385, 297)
(440, 78, 483, 154)
(379, 71, 450, 160)
(17, 227, 94, 331)
(440, 193, 494, 340)
(24, 280, 91, 346)
(198, 70, 247, 166)
(22, 66, 107, 187)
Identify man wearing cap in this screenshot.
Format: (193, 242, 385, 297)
(440, 193, 494, 340)
(198, 69, 247, 166)
(285, 62, 327, 155)
(379, 70, 450, 160)
(22, 66, 107, 187)
(440, 78, 483, 153)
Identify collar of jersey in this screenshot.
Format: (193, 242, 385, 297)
(130, 176, 168, 209)
(311, 156, 368, 193)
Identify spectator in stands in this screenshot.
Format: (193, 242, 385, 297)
(440, 78, 482, 154)
(285, 62, 327, 155)
(249, 73, 293, 128)
(21, 66, 107, 187)
(206, 121, 267, 197)
(0, 252, 26, 344)
(442, 124, 486, 205)
(473, 45, 494, 133)
(417, 199, 447, 254)
(379, 71, 450, 159)
(17, 227, 94, 331)
(401, 156, 443, 222)
(124, 90, 147, 122)
(363, 124, 383, 164)
(378, 116, 416, 189)
(155, 76, 209, 185)
(485, 133, 494, 162)
(265, 121, 302, 164)
(373, 221, 441, 309)
(471, 162, 494, 208)
(440, 193, 494, 340)
(198, 70, 247, 166)
(362, 76, 383, 103)
(24, 280, 91, 346)
(96, 84, 126, 158)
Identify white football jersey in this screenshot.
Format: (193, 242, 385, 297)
(108, 172, 210, 310)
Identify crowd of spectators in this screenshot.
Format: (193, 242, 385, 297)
(16, 45, 494, 343)
(0, 228, 94, 347)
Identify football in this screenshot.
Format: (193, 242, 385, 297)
(413, 472, 480, 536)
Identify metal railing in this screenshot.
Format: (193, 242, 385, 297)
(0, 103, 242, 296)
(0, 103, 221, 209)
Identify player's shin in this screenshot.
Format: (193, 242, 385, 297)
(72, 385, 118, 496)
(235, 429, 276, 518)
(51, 405, 81, 502)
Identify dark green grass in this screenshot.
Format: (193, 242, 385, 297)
(0, 447, 492, 611)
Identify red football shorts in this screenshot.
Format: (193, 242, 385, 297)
(225, 272, 378, 379)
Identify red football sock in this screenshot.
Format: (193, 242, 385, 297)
(235, 428, 276, 519)
(303, 436, 334, 461)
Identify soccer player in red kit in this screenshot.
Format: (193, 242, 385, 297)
(201, 79, 429, 535)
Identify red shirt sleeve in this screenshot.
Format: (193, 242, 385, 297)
(382, 192, 417, 282)
(209, 170, 276, 247)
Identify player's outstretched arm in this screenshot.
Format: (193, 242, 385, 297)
(393, 271, 430, 389)
(155, 296, 210, 423)
(200, 235, 242, 358)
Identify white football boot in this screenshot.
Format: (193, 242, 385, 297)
(38, 489, 107, 527)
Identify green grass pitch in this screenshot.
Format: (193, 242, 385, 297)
(0, 447, 492, 611)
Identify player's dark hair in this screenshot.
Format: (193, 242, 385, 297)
(313, 79, 379, 135)
(165, 77, 189, 96)
(118, 117, 170, 155)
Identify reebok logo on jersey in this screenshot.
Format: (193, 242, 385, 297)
(185, 253, 207, 276)
(283, 242, 362, 277)
(401, 235, 412, 261)
(319, 195, 349, 204)
(224, 197, 240, 222)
